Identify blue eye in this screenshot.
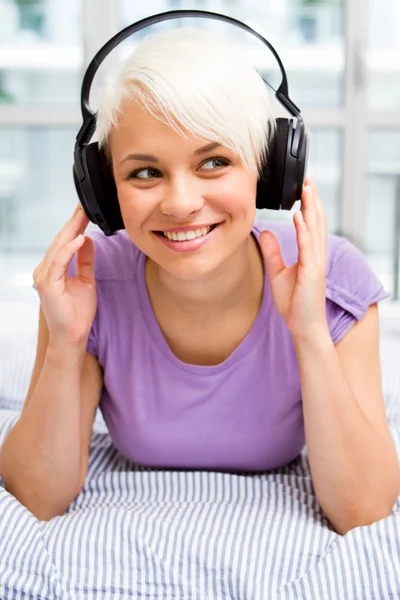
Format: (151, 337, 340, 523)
(129, 167, 161, 180)
(200, 157, 230, 170)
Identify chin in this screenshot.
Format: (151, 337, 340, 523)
(154, 253, 226, 282)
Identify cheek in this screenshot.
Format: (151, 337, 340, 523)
(116, 184, 157, 225)
(223, 175, 257, 217)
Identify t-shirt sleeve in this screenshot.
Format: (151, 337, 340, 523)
(31, 252, 98, 357)
(325, 237, 391, 344)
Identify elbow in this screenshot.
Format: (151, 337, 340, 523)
(32, 506, 69, 522)
(23, 495, 79, 522)
(331, 499, 399, 536)
(333, 510, 392, 536)
(2, 480, 82, 522)
(331, 470, 400, 536)
(4, 487, 68, 521)
(27, 505, 65, 522)
(28, 482, 83, 521)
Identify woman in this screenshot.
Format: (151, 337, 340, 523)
(0, 27, 399, 533)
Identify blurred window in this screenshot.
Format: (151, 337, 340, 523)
(0, 128, 78, 252)
(0, 0, 83, 105)
(364, 130, 400, 295)
(366, 0, 400, 110)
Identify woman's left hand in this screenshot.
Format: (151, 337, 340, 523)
(259, 176, 329, 340)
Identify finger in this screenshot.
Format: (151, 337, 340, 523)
(305, 177, 324, 223)
(303, 176, 322, 207)
(42, 209, 89, 272)
(304, 183, 327, 259)
(57, 207, 90, 246)
(314, 194, 328, 265)
(314, 192, 327, 226)
(47, 235, 86, 285)
(300, 184, 317, 232)
(294, 210, 314, 268)
(76, 237, 95, 284)
(301, 185, 326, 264)
(259, 230, 286, 280)
(72, 203, 82, 218)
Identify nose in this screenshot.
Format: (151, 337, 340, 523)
(159, 175, 204, 219)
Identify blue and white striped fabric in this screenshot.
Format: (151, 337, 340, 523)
(0, 340, 399, 599)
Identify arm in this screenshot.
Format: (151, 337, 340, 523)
(260, 178, 399, 535)
(0, 307, 103, 521)
(293, 303, 400, 535)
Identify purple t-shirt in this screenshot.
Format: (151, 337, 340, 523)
(66, 219, 390, 472)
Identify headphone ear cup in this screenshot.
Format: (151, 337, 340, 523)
(293, 122, 308, 208)
(256, 118, 289, 211)
(84, 143, 124, 233)
(256, 118, 308, 212)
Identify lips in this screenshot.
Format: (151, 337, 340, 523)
(156, 222, 220, 234)
(154, 221, 223, 252)
(156, 224, 216, 241)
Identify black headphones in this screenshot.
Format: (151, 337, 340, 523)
(73, 10, 309, 237)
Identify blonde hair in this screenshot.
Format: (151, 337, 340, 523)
(97, 27, 276, 176)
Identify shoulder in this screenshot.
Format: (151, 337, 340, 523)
(68, 227, 138, 282)
(324, 233, 390, 323)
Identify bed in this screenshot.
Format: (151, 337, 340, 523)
(0, 312, 399, 599)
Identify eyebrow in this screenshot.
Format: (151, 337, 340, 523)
(193, 142, 222, 156)
(119, 142, 222, 166)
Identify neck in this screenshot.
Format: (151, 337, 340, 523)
(145, 233, 265, 321)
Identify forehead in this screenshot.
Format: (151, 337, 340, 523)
(110, 99, 184, 141)
(115, 98, 169, 132)
(109, 98, 204, 153)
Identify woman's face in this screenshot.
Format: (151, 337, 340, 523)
(109, 100, 258, 282)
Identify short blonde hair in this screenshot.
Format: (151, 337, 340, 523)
(97, 27, 276, 176)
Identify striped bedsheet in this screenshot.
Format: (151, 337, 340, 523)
(0, 338, 399, 599)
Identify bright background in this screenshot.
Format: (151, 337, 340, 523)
(0, 0, 400, 333)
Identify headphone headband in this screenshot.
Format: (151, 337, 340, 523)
(78, 10, 301, 136)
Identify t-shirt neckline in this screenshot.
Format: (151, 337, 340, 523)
(136, 223, 272, 375)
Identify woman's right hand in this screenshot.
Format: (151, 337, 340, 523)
(33, 205, 97, 347)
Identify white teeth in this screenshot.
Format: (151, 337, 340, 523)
(163, 225, 214, 242)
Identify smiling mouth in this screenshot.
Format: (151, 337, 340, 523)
(155, 223, 218, 242)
